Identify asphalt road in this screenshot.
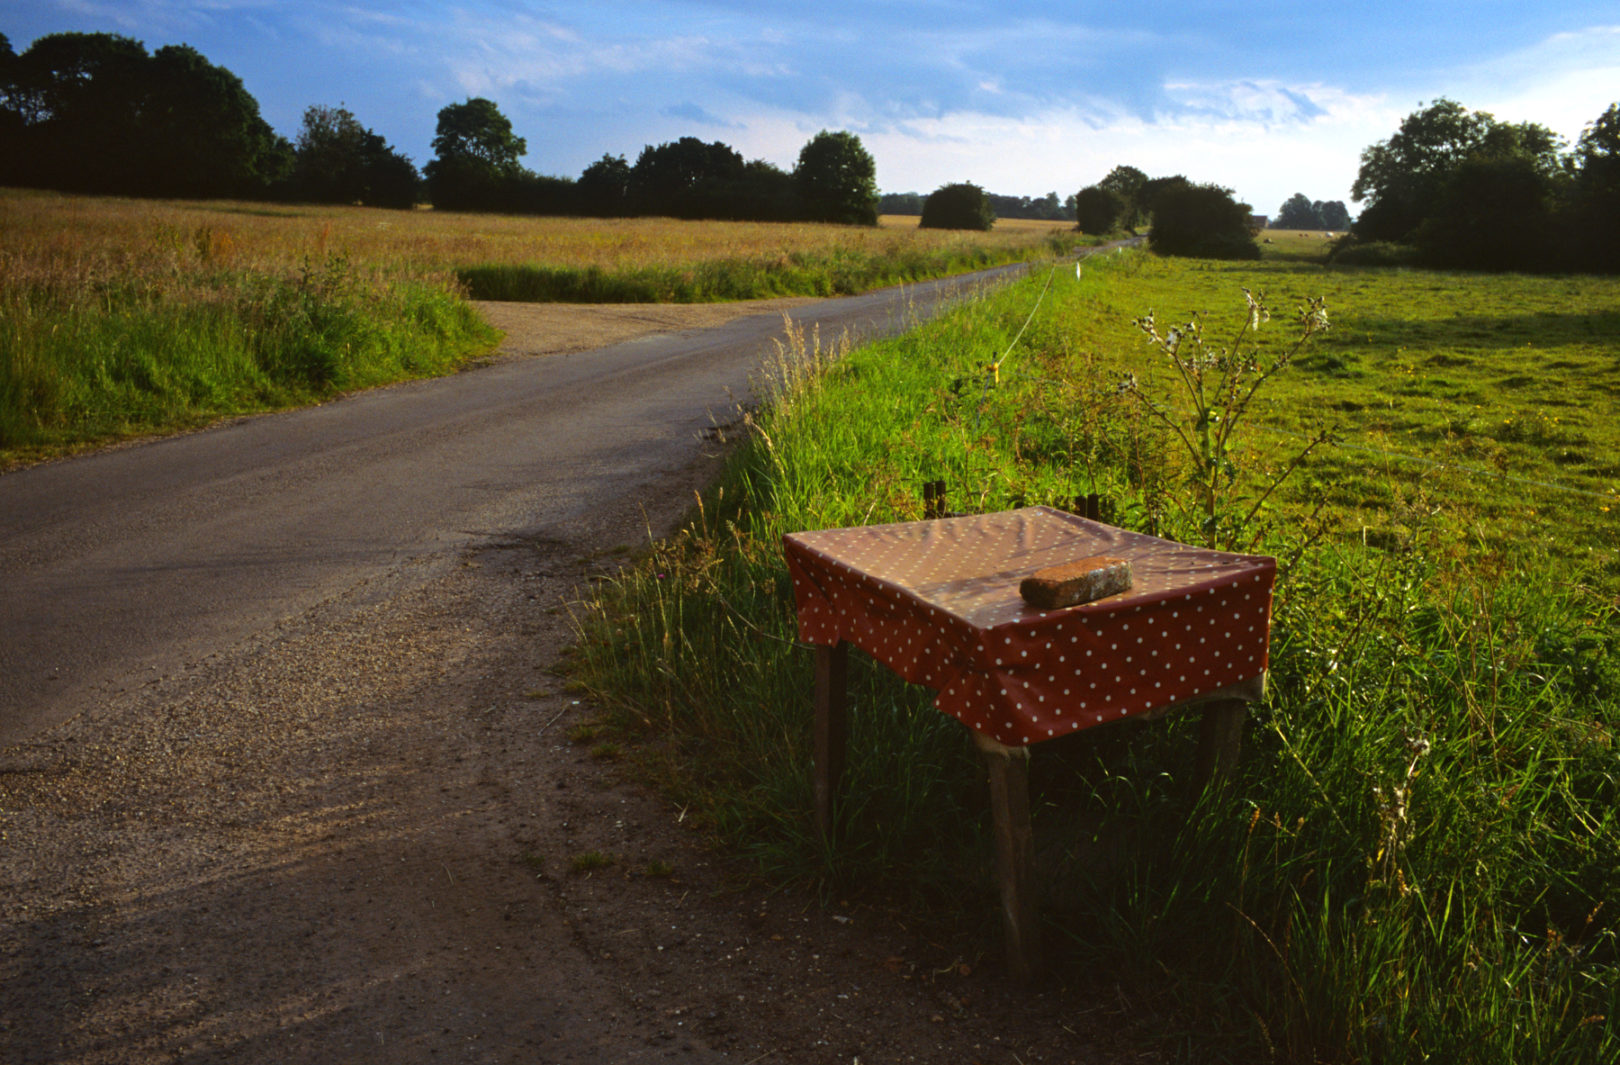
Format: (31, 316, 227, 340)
(0, 264, 1028, 747)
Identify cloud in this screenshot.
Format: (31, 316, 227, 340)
(659, 102, 740, 129)
(1447, 24, 1620, 138)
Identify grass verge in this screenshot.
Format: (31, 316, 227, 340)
(572, 250, 1618, 1063)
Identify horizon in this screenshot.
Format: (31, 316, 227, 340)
(5, 2, 1619, 218)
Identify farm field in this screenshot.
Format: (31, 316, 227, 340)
(574, 245, 1619, 1063)
(0, 189, 1078, 465)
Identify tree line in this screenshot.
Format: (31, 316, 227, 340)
(1271, 194, 1351, 231)
(0, 31, 880, 225)
(1345, 97, 1620, 272)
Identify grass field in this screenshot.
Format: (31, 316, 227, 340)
(573, 242, 1619, 1063)
(0, 189, 1080, 464)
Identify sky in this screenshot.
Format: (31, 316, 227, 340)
(6, 1, 1620, 217)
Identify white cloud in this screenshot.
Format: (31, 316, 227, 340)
(1451, 25, 1620, 139)
(837, 80, 1396, 212)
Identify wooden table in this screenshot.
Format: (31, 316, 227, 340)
(783, 506, 1275, 981)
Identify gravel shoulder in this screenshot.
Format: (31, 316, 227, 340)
(1, 302, 1154, 1065)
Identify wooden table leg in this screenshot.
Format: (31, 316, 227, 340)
(813, 641, 849, 843)
(1194, 698, 1247, 788)
(974, 732, 1042, 983)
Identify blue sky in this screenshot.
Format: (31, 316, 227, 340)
(7, 1, 1620, 216)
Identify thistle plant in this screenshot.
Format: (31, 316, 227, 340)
(1120, 288, 1332, 550)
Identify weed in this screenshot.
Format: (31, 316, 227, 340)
(569, 851, 615, 873)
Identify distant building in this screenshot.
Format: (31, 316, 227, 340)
(1248, 215, 1269, 234)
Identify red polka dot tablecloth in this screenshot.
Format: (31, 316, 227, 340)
(783, 506, 1276, 747)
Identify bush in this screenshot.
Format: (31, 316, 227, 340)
(1326, 236, 1419, 267)
(1147, 182, 1259, 259)
(1074, 185, 1127, 234)
(920, 182, 995, 230)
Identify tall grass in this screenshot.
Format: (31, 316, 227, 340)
(573, 252, 1618, 1062)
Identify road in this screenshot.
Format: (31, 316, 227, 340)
(0, 264, 1026, 747)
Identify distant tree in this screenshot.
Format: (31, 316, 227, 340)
(879, 191, 925, 215)
(1138, 174, 1191, 221)
(736, 158, 797, 221)
(1073, 184, 1127, 233)
(0, 32, 286, 197)
(985, 191, 1069, 220)
(1097, 165, 1150, 229)
(794, 130, 878, 225)
(1416, 154, 1557, 270)
(431, 97, 525, 172)
(1273, 192, 1322, 229)
(425, 97, 528, 210)
(140, 43, 291, 197)
(1148, 182, 1259, 259)
(919, 182, 994, 230)
(1569, 102, 1620, 271)
(0, 33, 22, 184)
(577, 153, 632, 216)
(1317, 200, 1352, 230)
(1351, 98, 1566, 243)
(291, 104, 419, 208)
(629, 136, 745, 218)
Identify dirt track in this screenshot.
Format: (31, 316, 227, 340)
(1, 295, 1155, 1064)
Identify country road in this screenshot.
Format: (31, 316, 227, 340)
(0, 264, 1023, 746)
(0, 258, 1154, 1065)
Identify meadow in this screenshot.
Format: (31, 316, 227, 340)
(0, 189, 1078, 464)
(572, 238, 1618, 1063)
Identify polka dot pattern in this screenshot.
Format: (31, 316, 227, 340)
(784, 506, 1276, 748)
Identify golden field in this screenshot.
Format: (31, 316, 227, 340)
(0, 188, 1075, 296)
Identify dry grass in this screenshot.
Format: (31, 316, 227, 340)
(0, 190, 1074, 297)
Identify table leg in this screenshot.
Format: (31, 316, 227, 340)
(814, 641, 849, 843)
(1194, 698, 1247, 787)
(974, 733, 1042, 983)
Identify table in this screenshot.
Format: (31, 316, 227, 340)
(783, 506, 1276, 981)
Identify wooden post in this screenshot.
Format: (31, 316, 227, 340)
(1194, 698, 1247, 788)
(814, 641, 849, 843)
(974, 732, 1042, 983)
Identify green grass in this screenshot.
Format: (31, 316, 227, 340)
(0, 254, 497, 464)
(572, 249, 1619, 1063)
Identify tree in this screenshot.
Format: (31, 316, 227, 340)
(1273, 192, 1321, 229)
(793, 130, 878, 225)
(577, 153, 631, 216)
(1318, 200, 1352, 230)
(1138, 174, 1191, 221)
(0, 32, 286, 197)
(919, 182, 994, 230)
(629, 136, 745, 218)
(425, 97, 528, 210)
(737, 158, 797, 222)
(1097, 165, 1149, 229)
(1569, 103, 1620, 271)
(1148, 182, 1259, 259)
(0, 33, 23, 184)
(291, 104, 419, 208)
(1073, 185, 1127, 233)
(1414, 154, 1555, 270)
(1351, 98, 1565, 242)
(430, 97, 525, 172)
(879, 191, 925, 215)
